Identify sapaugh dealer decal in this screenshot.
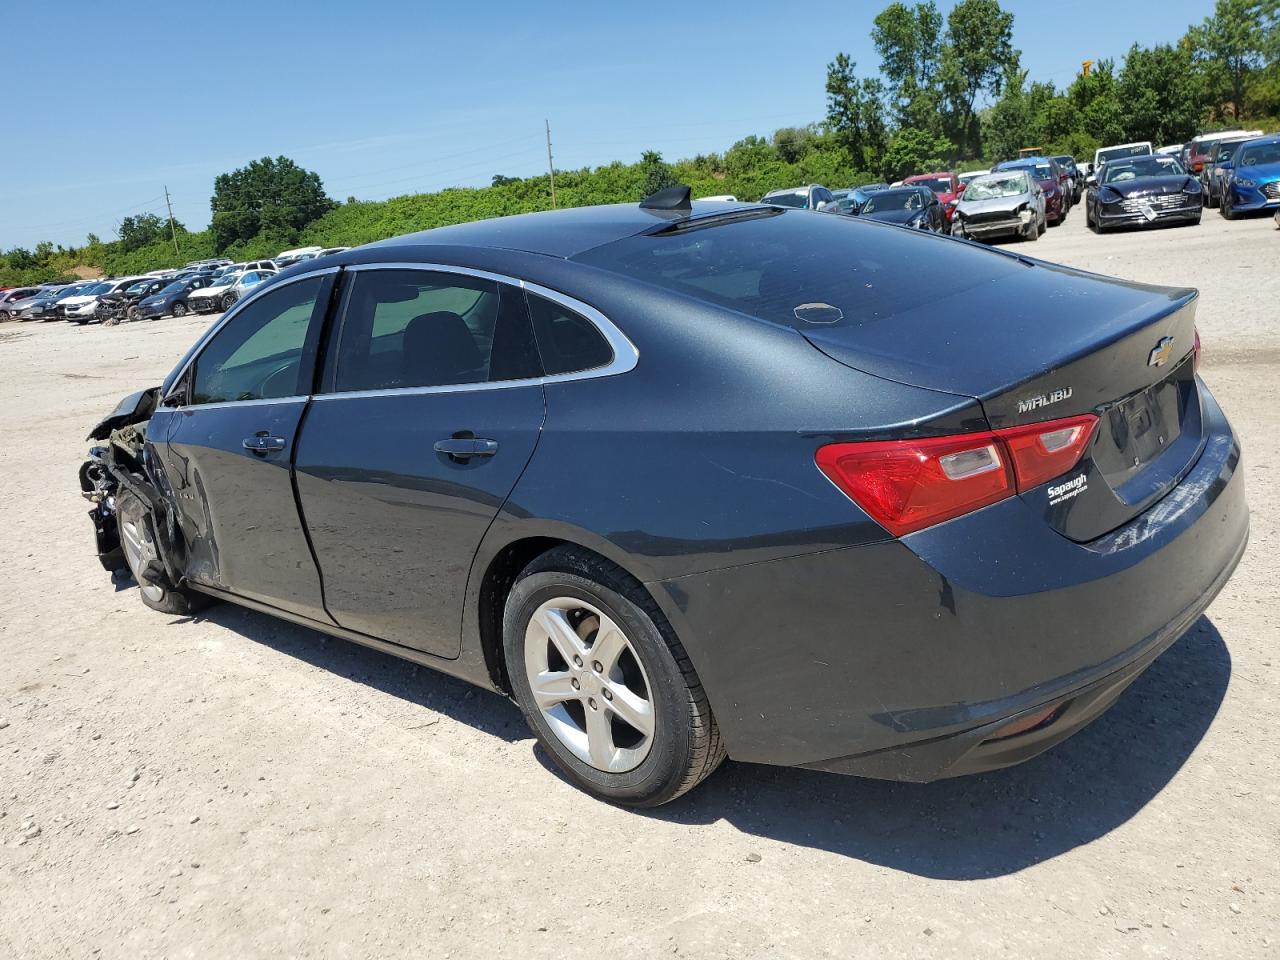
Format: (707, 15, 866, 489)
(1047, 473, 1088, 505)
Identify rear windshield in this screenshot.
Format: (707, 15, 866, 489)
(1099, 144, 1151, 163)
(760, 192, 808, 208)
(573, 209, 1021, 333)
(913, 177, 952, 193)
(862, 190, 923, 212)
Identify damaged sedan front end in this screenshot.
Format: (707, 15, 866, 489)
(78, 386, 205, 613)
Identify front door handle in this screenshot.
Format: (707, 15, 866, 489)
(243, 435, 287, 454)
(434, 437, 499, 460)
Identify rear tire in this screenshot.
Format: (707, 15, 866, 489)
(116, 493, 212, 616)
(503, 546, 725, 806)
(171, 301, 187, 318)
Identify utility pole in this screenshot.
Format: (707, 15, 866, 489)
(545, 119, 557, 209)
(164, 186, 180, 255)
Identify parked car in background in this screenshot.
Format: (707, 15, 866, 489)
(858, 185, 945, 232)
(97, 277, 172, 324)
(1203, 136, 1259, 208)
(846, 183, 889, 214)
(136, 276, 216, 319)
(1094, 141, 1153, 173)
(1156, 144, 1183, 156)
(45, 282, 96, 320)
(187, 270, 276, 313)
(996, 157, 1070, 225)
(65, 277, 151, 324)
(10, 284, 73, 321)
(79, 196, 1246, 806)
(1187, 130, 1254, 174)
(315, 246, 351, 258)
(951, 169, 1045, 242)
(1220, 135, 1280, 220)
(1051, 155, 1084, 202)
(0, 287, 42, 321)
(695, 195, 737, 201)
(903, 171, 964, 228)
(1086, 154, 1202, 232)
(957, 169, 989, 189)
(760, 184, 839, 212)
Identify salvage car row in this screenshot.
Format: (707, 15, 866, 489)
(0, 245, 350, 325)
(748, 131, 1280, 245)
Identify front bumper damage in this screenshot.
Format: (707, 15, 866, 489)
(78, 386, 185, 589)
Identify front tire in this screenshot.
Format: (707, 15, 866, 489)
(171, 301, 187, 318)
(116, 493, 211, 616)
(503, 546, 725, 806)
(221, 293, 238, 311)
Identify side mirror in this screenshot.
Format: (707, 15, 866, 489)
(1086, 174, 1097, 186)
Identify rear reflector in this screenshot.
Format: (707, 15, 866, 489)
(817, 413, 1099, 536)
(985, 703, 1063, 742)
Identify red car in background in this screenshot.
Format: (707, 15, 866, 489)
(903, 171, 964, 228)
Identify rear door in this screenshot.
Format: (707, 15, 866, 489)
(149, 270, 336, 621)
(294, 265, 546, 658)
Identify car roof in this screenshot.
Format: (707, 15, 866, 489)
(361, 200, 771, 260)
(904, 171, 951, 180)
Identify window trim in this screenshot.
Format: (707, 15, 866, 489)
(309, 262, 637, 403)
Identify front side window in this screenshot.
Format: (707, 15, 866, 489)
(190, 276, 324, 405)
(332, 269, 540, 392)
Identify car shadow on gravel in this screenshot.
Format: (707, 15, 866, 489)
(194, 602, 527, 744)
(638, 616, 1231, 880)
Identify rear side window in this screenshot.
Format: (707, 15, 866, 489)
(331, 269, 540, 392)
(526, 293, 613, 376)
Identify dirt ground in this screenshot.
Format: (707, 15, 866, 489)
(2, 208, 1278, 960)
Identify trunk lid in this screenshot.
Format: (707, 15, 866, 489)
(802, 262, 1202, 541)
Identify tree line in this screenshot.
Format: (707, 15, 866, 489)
(3, 0, 1276, 287)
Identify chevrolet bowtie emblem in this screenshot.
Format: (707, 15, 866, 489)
(1148, 336, 1175, 367)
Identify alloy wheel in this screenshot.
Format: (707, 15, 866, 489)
(119, 514, 166, 604)
(523, 597, 655, 773)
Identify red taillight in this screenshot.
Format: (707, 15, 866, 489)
(998, 414, 1099, 492)
(817, 413, 1099, 536)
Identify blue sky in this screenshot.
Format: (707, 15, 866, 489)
(2, 0, 1212, 249)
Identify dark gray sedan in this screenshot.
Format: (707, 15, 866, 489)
(79, 191, 1247, 805)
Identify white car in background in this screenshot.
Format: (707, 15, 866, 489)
(957, 169, 990, 188)
(187, 270, 276, 314)
(63, 277, 151, 324)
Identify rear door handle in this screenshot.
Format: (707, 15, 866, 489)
(434, 437, 499, 459)
(243, 435, 287, 454)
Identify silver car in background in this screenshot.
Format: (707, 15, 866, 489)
(951, 170, 1046, 243)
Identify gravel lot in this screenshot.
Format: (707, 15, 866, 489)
(2, 208, 1278, 959)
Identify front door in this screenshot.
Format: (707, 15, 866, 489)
(294, 267, 546, 658)
(150, 272, 335, 621)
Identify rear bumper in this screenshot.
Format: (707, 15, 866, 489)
(656, 384, 1248, 778)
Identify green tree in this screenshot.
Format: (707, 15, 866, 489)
(872, 2, 945, 131)
(638, 150, 678, 198)
(825, 54, 888, 169)
(941, 0, 1019, 156)
(209, 156, 335, 252)
(1067, 59, 1127, 146)
(117, 213, 177, 253)
(1119, 43, 1207, 143)
(491, 174, 520, 187)
(881, 128, 955, 180)
(1189, 0, 1270, 117)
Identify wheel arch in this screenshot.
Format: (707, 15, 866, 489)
(466, 524, 671, 696)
